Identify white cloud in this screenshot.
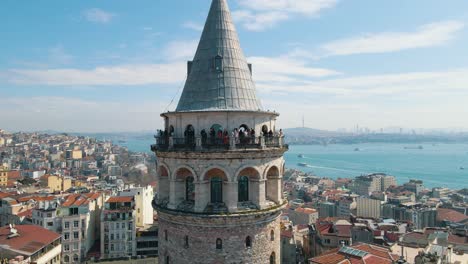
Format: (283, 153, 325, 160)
(6, 63, 186, 86)
(0, 97, 166, 132)
(163, 40, 198, 61)
(48, 45, 74, 65)
(83, 8, 115, 24)
(256, 68, 468, 98)
(182, 21, 204, 31)
(322, 20, 465, 56)
(234, 0, 337, 31)
(248, 56, 339, 83)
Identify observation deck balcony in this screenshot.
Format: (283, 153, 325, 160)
(152, 198, 287, 216)
(151, 135, 288, 152)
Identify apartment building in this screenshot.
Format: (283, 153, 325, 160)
(100, 196, 137, 260)
(59, 193, 104, 263)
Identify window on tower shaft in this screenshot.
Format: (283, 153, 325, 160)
(216, 238, 222, 249)
(245, 236, 252, 248)
(214, 55, 223, 73)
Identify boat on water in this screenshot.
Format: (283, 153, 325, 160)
(298, 154, 305, 158)
(354, 148, 360, 152)
(298, 163, 309, 167)
(460, 167, 465, 170)
(404, 145, 423, 150)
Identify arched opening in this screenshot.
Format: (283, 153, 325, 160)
(216, 238, 223, 249)
(211, 177, 223, 204)
(270, 252, 276, 264)
(238, 176, 249, 202)
(184, 125, 195, 146)
(175, 168, 196, 205)
(64, 256, 69, 263)
(157, 166, 170, 203)
(205, 168, 228, 204)
(73, 254, 79, 262)
(245, 236, 252, 248)
(266, 166, 281, 203)
(185, 176, 195, 202)
(239, 124, 249, 132)
(237, 167, 261, 206)
(160, 166, 169, 177)
(270, 230, 275, 241)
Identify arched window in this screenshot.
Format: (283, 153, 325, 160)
(216, 238, 223, 249)
(270, 252, 276, 264)
(210, 177, 223, 203)
(185, 125, 195, 146)
(245, 236, 252, 248)
(239, 124, 249, 132)
(164, 230, 168, 241)
(270, 230, 275, 241)
(64, 256, 69, 263)
(184, 235, 189, 248)
(238, 176, 249, 202)
(185, 176, 195, 202)
(73, 254, 79, 262)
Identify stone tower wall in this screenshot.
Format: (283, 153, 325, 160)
(158, 209, 281, 264)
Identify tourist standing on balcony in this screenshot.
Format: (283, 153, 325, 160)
(233, 128, 240, 144)
(210, 128, 216, 145)
(201, 130, 208, 145)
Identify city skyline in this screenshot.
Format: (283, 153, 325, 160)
(1, 0, 468, 132)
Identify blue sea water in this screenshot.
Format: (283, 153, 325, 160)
(120, 137, 468, 190)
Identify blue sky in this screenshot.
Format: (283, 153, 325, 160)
(1, 0, 468, 132)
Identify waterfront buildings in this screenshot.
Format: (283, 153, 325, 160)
(0, 225, 62, 264)
(350, 173, 397, 196)
(356, 197, 384, 219)
(151, 0, 286, 263)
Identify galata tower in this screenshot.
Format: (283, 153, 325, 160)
(152, 0, 288, 263)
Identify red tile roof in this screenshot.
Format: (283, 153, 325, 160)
(107, 196, 134, 203)
(296, 207, 318, 214)
(17, 208, 33, 218)
(0, 225, 60, 255)
(0, 192, 11, 199)
(309, 243, 398, 264)
(437, 208, 468, 223)
(62, 193, 100, 207)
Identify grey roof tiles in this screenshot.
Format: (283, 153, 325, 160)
(176, 0, 263, 112)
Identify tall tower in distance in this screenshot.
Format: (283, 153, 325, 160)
(151, 0, 287, 263)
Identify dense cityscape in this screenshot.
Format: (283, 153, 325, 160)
(1, 125, 467, 264)
(1, 0, 467, 264)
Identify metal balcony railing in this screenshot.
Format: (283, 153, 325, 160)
(151, 135, 287, 152)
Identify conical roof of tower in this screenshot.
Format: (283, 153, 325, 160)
(175, 0, 263, 112)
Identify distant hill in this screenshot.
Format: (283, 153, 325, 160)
(283, 127, 468, 145)
(283, 127, 346, 138)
